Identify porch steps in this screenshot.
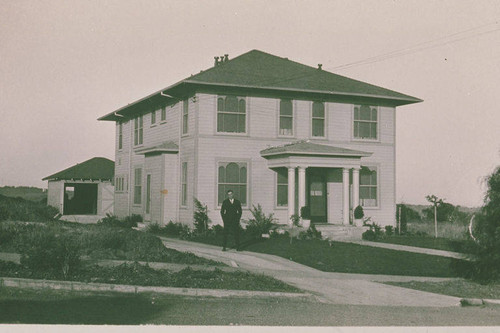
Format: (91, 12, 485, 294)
(60, 215, 105, 224)
(314, 224, 369, 241)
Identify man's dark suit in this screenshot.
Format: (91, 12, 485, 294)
(220, 198, 242, 250)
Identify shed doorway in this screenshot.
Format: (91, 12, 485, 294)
(63, 183, 98, 215)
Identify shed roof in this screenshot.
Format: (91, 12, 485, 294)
(260, 141, 372, 158)
(99, 50, 422, 121)
(42, 157, 114, 181)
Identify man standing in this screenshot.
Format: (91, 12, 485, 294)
(220, 189, 242, 251)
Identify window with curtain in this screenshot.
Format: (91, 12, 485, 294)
(354, 105, 378, 139)
(218, 162, 247, 205)
(181, 162, 187, 206)
(183, 100, 189, 134)
(360, 166, 377, 207)
(134, 115, 143, 146)
(276, 168, 288, 206)
(134, 168, 142, 205)
(312, 102, 325, 137)
(279, 99, 293, 136)
(217, 96, 246, 133)
(118, 122, 123, 150)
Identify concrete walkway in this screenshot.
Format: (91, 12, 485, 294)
(159, 237, 462, 307)
(344, 240, 472, 260)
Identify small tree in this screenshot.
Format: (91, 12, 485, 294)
(354, 205, 364, 220)
(426, 195, 444, 238)
(468, 166, 500, 281)
(193, 198, 211, 235)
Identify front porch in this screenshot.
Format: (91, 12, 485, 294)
(261, 140, 373, 226)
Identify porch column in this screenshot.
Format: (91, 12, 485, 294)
(352, 167, 360, 209)
(342, 168, 350, 225)
(288, 167, 296, 224)
(298, 167, 306, 213)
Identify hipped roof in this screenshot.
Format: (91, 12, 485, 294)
(42, 157, 114, 181)
(99, 50, 422, 121)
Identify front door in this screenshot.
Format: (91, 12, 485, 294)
(309, 172, 327, 223)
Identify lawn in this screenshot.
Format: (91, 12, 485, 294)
(242, 236, 464, 277)
(385, 280, 500, 299)
(372, 235, 472, 253)
(0, 260, 299, 292)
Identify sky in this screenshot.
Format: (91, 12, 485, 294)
(1, 0, 499, 207)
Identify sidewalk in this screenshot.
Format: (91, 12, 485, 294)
(158, 237, 462, 307)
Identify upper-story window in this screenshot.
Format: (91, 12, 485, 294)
(134, 115, 143, 146)
(151, 110, 156, 125)
(279, 99, 293, 136)
(182, 100, 189, 135)
(312, 102, 325, 137)
(161, 107, 166, 122)
(354, 105, 378, 140)
(217, 96, 246, 133)
(118, 122, 123, 150)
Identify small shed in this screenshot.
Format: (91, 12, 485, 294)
(43, 157, 114, 218)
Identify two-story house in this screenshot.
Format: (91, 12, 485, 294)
(98, 50, 422, 228)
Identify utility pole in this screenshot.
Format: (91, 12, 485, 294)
(426, 195, 443, 239)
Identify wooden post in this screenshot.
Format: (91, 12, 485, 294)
(398, 206, 401, 235)
(434, 204, 438, 238)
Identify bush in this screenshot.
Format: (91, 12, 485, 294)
(98, 213, 141, 228)
(298, 225, 322, 240)
(362, 223, 383, 241)
(385, 225, 393, 236)
(193, 198, 211, 234)
(354, 205, 364, 219)
(463, 167, 500, 281)
(300, 206, 310, 219)
(16, 224, 82, 278)
(0, 194, 59, 222)
(245, 204, 277, 238)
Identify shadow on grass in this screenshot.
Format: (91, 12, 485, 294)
(0, 289, 166, 325)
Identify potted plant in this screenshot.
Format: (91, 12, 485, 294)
(300, 206, 311, 229)
(289, 214, 301, 244)
(354, 205, 364, 227)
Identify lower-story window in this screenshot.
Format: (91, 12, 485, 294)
(218, 161, 247, 206)
(134, 168, 142, 205)
(115, 176, 127, 192)
(360, 166, 377, 207)
(276, 168, 288, 206)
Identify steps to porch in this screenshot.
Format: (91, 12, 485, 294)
(314, 224, 369, 241)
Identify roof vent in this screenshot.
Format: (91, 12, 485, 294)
(318, 64, 322, 70)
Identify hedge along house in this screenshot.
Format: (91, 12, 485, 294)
(99, 50, 421, 230)
(43, 157, 115, 222)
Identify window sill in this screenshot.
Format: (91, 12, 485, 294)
(215, 132, 248, 137)
(352, 137, 380, 143)
(160, 120, 167, 124)
(150, 124, 157, 128)
(361, 205, 379, 210)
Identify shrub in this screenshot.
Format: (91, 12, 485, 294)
(193, 198, 211, 234)
(300, 206, 310, 219)
(98, 213, 141, 228)
(290, 214, 300, 227)
(298, 225, 322, 240)
(354, 205, 364, 219)
(16, 224, 82, 278)
(362, 222, 383, 241)
(245, 204, 277, 238)
(385, 225, 393, 236)
(0, 194, 59, 222)
(463, 166, 500, 281)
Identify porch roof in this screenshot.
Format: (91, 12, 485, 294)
(135, 141, 179, 155)
(260, 141, 372, 159)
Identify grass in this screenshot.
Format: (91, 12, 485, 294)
(0, 220, 221, 266)
(385, 280, 500, 299)
(0, 194, 58, 222)
(406, 221, 469, 240)
(373, 235, 472, 253)
(242, 236, 463, 277)
(0, 260, 299, 292)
